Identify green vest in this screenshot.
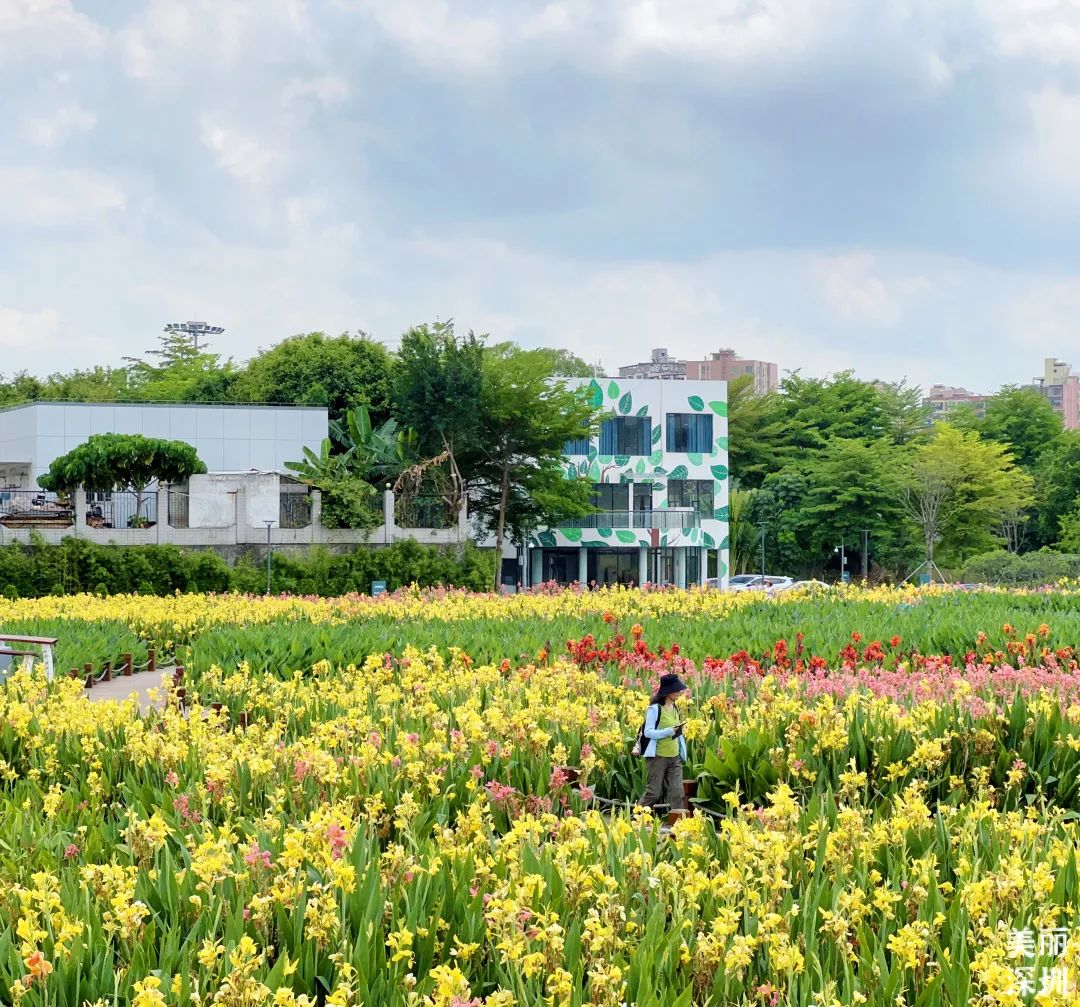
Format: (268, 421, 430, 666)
(656, 704, 679, 757)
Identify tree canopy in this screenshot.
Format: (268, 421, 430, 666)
(37, 435, 207, 494)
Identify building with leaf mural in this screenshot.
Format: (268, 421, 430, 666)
(525, 377, 729, 588)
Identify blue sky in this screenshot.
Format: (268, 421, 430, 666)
(3, 0, 1080, 392)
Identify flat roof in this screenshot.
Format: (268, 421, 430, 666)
(0, 400, 327, 415)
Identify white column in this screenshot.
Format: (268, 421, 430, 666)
(675, 547, 686, 589)
(530, 547, 543, 585)
(578, 548, 588, 586)
(75, 490, 87, 534)
(383, 489, 395, 543)
(638, 546, 648, 587)
(699, 547, 708, 585)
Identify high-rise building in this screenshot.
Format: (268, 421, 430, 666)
(685, 348, 779, 395)
(925, 384, 993, 422)
(1031, 358, 1080, 430)
(617, 348, 686, 380)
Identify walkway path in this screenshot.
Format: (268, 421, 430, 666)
(83, 669, 173, 715)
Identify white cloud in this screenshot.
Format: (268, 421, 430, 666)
(0, 168, 124, 226)
(1018, 86, 1080, 205)
(978, 0, 1080, 64)
(815, 253, 909, 326)
(199, 116, 278, 186)
(282, 75, 348, 106)
(23, 103, 97, 147)
(0, 305, 61, 351)
(0, 0, 105, 59)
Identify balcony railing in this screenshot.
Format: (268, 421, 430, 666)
(559, 508, 699, 530)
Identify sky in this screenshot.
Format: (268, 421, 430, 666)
(3, 0, 1080, 393)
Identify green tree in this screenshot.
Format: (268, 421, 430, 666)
(727, 375, 790, 488)
(877, 379, 931, 445)
(37, 434, 207, 524)
(232, 332, 394, 424)
(940, 403, 984, 435)
(470, 345, 598, 589)
(799, 438, 914, 576)
(1056, 501, 1080, 552)
(900, 425, 1034, 569)
(1035, 432, 1080, 546)
(980, 386, 1063, 470)
(778, 371, 886, 451)
(727, 481, 759, 575)
(393, 321, 485, 510)
(749, 469, 814, 576)
(124, 328, 236, 402)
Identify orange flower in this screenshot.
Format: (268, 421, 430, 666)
(1003, 623, 1014, 636)
(23, 950, 52, 984)
(630, 624, 644, 639)
(1038, 623, 1051, 638)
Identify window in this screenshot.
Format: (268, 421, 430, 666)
(564, 436, 591, 456)
(666, 413, 713, 453)
(599, 417, 650, 456)
(591, 483, 629, 511)
(633, 483, 652, 512)
(667, 479, 714, 516)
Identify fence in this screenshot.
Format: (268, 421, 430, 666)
(85, 491, 158, 529)
(559, 508, 699, 530)
(0, 490, 74, 528)
(167, 491, 189, 529)
(395, 494, 455, 530)
(279, 492, 312, 529)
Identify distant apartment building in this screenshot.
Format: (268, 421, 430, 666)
(925, 385, 993, 422)
(1030, 357, 1080, 430)
(685, 348, 779, 395)
(618, 348, 686, 380)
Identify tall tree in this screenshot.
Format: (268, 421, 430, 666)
(900, 424, 1034, 569)
(726, 375, 791, 488)
(393, 321, 485, 512)
(124, 328, 235, 403)
(778, 371, 886, 451)
(980, 386, 1063, 470)
(470, 345, 598, 589)
(877, 379, 931, 445)
(1035, 431, 1080, 545)
(727, 481, 760, 575)
(232, 331, 393, 423)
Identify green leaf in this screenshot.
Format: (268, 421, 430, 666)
(597, 527, 613, 538)
(618, 391, 633, 414)
(615, 529, 637, 543)
(687, 452, 703, 465)
(714, 505, 730, 521)
(615, 455, 629, 467)
(687, 395, 704, 412)
(586, 379, 603, 407)
(710, 464, 729, 480)
(702, 532, 716, 548)
(649, 450, 663, 465)
(635, 459, 646, 475)
(709, 399, 728, 416)
(651, 425, 662, 444)
(561, 527, 583, 542)
(588, 461, 601, 481)
(714, 435, 729, 450)
(607, 381, 620, 399)
(536, 530, 557, 548)
(636, 405, 649, 417)
(669, 464, 688, 480)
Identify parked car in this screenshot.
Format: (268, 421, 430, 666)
(789, 579, 831, 591)
(729, 575, 794, 594)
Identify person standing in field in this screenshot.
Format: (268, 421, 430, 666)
(638, 673, 689, 811)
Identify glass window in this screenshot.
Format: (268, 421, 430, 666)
(633, 483, 652, 512)
(667, 479, 714, 516)
(666, 413, 713, 453)
(564, 436, 591, 456)
(591, 483, 630, 511)
(599, 417, 651, 456)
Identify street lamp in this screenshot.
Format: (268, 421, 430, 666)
(758, 522, 767, 580)
(263, 520, 275, 594)
(834, 541, 847, 584)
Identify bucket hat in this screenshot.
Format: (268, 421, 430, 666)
(656, 673, 688, 698)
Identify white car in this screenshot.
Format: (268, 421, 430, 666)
(728, 575, 794, 594)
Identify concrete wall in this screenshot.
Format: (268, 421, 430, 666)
(188, 472, 280, 528)
(0, 402, 328, 486)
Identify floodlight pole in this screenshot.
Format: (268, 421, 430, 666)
(264, 520, 275, 594)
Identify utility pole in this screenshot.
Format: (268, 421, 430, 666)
(264, 520, 275, 594)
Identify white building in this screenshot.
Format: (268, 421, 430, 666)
(520, 377, 730, 589)
(0, 402, 328, 490)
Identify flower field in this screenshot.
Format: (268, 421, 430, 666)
(2, 586, 1080, 1005)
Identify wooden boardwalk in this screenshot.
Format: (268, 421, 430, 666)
(83, 670, 171, 715)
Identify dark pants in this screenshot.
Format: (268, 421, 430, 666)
(639, 756, 684, 811)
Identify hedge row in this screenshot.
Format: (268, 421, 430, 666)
(0, 536, 495, 598)
(960, 549, 1080, 585)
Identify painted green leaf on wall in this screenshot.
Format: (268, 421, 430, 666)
(688, 395, 704, 412)
(578, 461, 588, 476)
(702, 532, 716, 548)
(714, 436, 728, 451)
(720, 535, 729, 549)
(615, 529, 637, 544)
(652, 481, 664, 490)
(659, 498, 668, 508)
(711, 464, 729, 480)
(565, 464, 576, 479)
(582, 540, 607, 549)
(651, 426, 661, 445)
(714, 505, 730, 521)
(687, 452, 703, 466)
(597, 527, 612, 538)
(618, 392, 633, 415)
(586, 379, 603, 407)
(620, 472, 634, 483)
(669, 464, 688, 480)
(598, 455, 613, 466)
(615, 455, 629, 466)
(536, 530, 557, 548)
(649, 450, 663, 465)
(635, 458, 646, 475)
(588, 460, 601, 481)
(607, 381, 620, 400)
(709, 400, 728, 416)
(718, 558, 728, 577)
(653, 467, 667, 477)
(636, 405, 649, 417)
(588, 445, 598, 460)
(561, 527, 583, 542)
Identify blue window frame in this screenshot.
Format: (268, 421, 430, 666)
(599, 416, 651, 456)
(666, 413, 713, 453)
(564, 436, 591, 456)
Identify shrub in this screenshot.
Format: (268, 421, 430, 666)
(961, 549, 1080, 585)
